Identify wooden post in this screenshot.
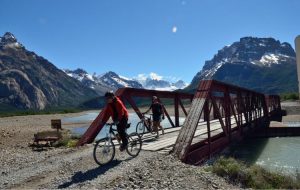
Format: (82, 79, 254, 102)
(174, 94, 180, 127)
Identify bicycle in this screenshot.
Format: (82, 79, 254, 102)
(93, 122, 142, 166)
(136, 113, 159, 137)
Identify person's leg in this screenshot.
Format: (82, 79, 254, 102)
(153, 115, 159, 131)
(159, 121, 164, 135)
(153, 121, 159, 138)
(117, 117, 128, 149)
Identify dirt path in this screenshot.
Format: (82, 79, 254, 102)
(0, 111, 237, 189)
(2, 147, 237, 189)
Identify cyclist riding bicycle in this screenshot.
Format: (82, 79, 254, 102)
(144, 96, 165, 138)
(102, 91, 129, 151)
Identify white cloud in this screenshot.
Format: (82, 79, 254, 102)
(134, 72, 181, 83)
(149, 72, 163, 80)
(134, 73, 163, 82)
(136, 74, 147, 81)
(172, 26, 177, 33)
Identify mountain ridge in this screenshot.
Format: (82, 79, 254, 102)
(64, 69, 188, 92)
(0, 32, 98, 110)
(186, 36, 297, 94)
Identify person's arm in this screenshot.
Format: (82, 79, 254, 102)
(144, 104, 152, 114)
(160, 104, 165, 119)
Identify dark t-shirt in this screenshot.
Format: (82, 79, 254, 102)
(151, 102, 163, 117)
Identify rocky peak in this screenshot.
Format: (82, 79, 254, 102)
(187, 36, 297, 94)
(0, 33, 97, 110)
(72, 68, 88, 76)
(173, 80, 187, 89)
(0, 32, 23, 49)
(202, 37, 295, 72)
(104, 71, 119, 78)
(2, 32, 17, 43)
(145, 78, 170, 89)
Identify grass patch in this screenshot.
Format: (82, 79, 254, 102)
(208, 156, 300, 189)
(53, 130, 80, 148)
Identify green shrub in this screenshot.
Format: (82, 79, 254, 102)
(281, 93, 299, 101)
(210, 156, 300, 189)
(53, 129, 80, 148)
(66, 139, 79, 147)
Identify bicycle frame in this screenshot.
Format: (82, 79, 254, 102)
(141, 114, 153, 132)
(105, 123, 122, 145)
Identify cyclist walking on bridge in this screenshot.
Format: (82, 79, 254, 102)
(103, 91, 128, 151)
(144, 96, 165, 138)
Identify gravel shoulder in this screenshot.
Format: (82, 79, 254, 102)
(0, 110, 237, 189)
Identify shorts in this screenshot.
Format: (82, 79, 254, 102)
(153, 114, 161, 122)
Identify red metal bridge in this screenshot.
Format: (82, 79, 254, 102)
(76, 87, 194, 146)
(77, 80, 296, 164)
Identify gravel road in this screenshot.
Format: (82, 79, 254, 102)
(0, 111, 239, 189)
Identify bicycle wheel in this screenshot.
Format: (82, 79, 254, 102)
(126, 133, 142, 157)
(136, 121, 145, 137)
(93, 138, 115, 166)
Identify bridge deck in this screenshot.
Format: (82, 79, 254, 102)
(141, 116, 246, 152)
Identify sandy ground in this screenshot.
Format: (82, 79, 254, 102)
(0, 108, 236, 189)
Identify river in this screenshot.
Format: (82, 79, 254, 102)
(62, 112, 186, 139)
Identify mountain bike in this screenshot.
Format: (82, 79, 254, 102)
(136, 113, 158, 137)
(93, 123, 142, 166)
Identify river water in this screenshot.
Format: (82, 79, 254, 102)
(62, 112, 186, 140)
(62, 111, 300, 176)
(227, 137, 300, 176)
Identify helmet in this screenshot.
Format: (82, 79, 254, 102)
(104, 91, 114, 98)
(152, 96, 158, 100)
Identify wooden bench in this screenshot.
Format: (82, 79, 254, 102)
(33, 119, 62, 146)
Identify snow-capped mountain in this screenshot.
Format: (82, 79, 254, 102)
(0, 32, 24, 49)
(141, 78, 188, 91)
(133, 73, 188, 91)
(65, 69, 188, 93)
(0, 32, 97, 110)
(64, 70, 143, 95)
(99, 71, 143, 89)
(187, 37, 297, 94)
(173, 80, 187, 89)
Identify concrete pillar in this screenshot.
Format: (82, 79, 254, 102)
(295, 36, 300, 97)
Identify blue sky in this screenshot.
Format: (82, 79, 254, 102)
(1, 0, 300, 83)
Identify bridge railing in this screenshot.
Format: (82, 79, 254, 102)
(173, 80, 280, 165)
(115, 88, 194, 128)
